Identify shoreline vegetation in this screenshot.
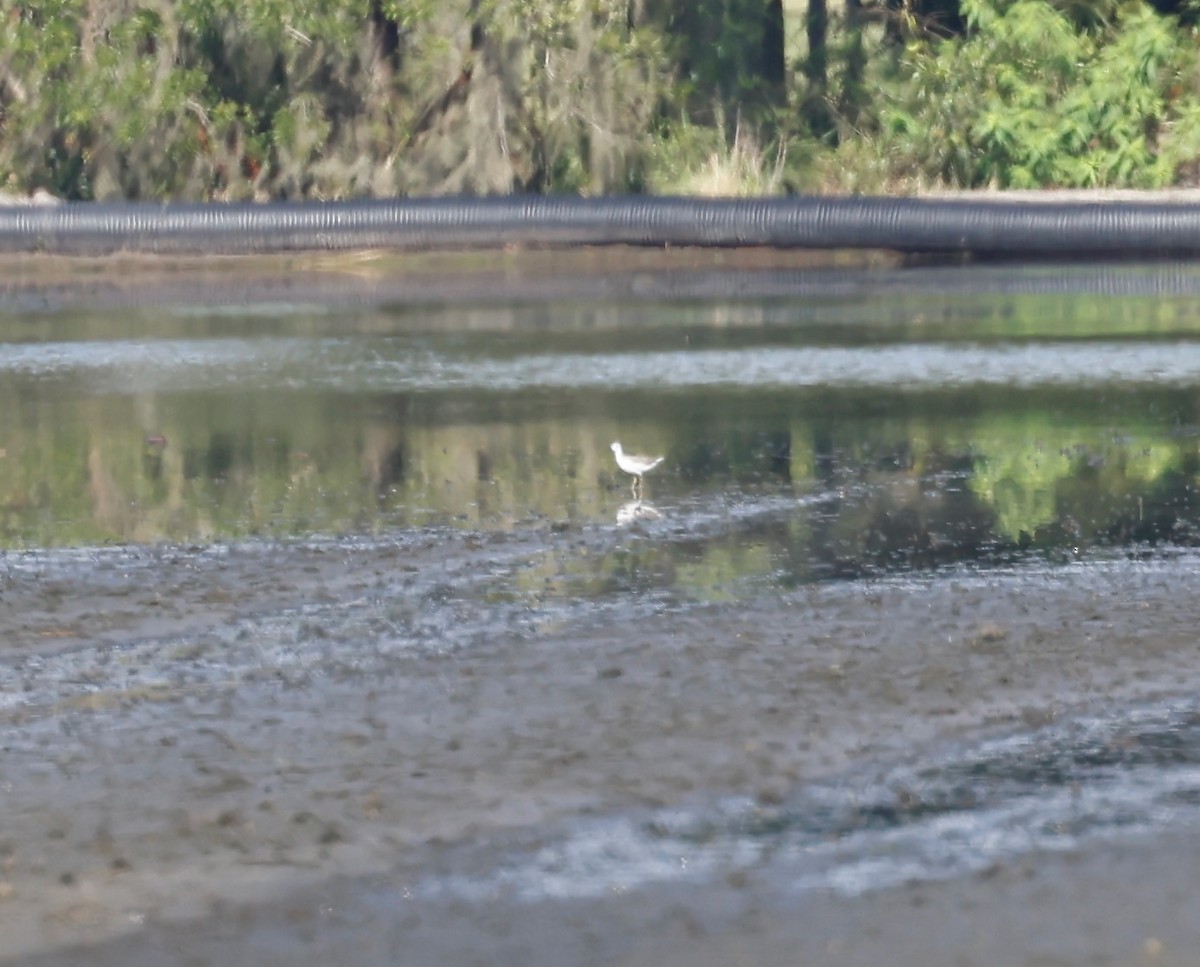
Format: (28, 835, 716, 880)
(2, 0, 1199, 204)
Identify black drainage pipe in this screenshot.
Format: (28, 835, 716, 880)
(2, 195, 1200, 257)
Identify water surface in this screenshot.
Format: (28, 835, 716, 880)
(4, 262, 1200, 582)
(7, 258, 1200, 926)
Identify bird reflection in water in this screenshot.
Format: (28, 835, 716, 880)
(617, 500, 663, 525)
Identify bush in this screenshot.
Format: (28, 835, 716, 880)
(642, 114, 791, 195)
(868, 0, 1200, 188)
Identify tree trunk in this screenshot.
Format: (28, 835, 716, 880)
(838, 0, 866, 128)
(761, 0, 786, 103)
(803, 0, 834, 136)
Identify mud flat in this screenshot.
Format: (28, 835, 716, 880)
(29, 828, 1200, 967)
(4, 532, 1200, 965)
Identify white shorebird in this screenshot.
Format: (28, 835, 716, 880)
(610, 441, 664, 496)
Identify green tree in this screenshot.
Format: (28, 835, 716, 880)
(874, 0, 1200, 188)
(0, 0, 672, 199)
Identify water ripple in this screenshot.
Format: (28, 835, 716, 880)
(5, 338, 1200, 392)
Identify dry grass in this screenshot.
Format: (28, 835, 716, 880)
(647, 117, 789, 196)
(687, 123, 789, 196)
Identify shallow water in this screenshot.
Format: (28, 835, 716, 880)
(7, 258, 1200, 958)
(5, 263, 1200, 575)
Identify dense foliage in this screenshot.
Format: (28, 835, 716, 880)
(0, 0, 666, 198)
(871, 0, 1200, 188)
(0, 0, 1198, 199)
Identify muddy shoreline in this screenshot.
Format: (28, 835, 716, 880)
(4, 531, 1200, 964)
(28, 827, 1200, 967)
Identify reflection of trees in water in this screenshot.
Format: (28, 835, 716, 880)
(786, 448, 999, 580)
(788, 424, 1200, 579)
(3, 382, 1200, 574)
(0, 389, 667, 544)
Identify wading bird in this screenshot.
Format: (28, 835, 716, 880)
(610, 441, 664, 497)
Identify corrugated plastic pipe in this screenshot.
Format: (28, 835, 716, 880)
(2, 195, 1200, 256)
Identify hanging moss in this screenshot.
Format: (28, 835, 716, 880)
(0, 0, 671, 199)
